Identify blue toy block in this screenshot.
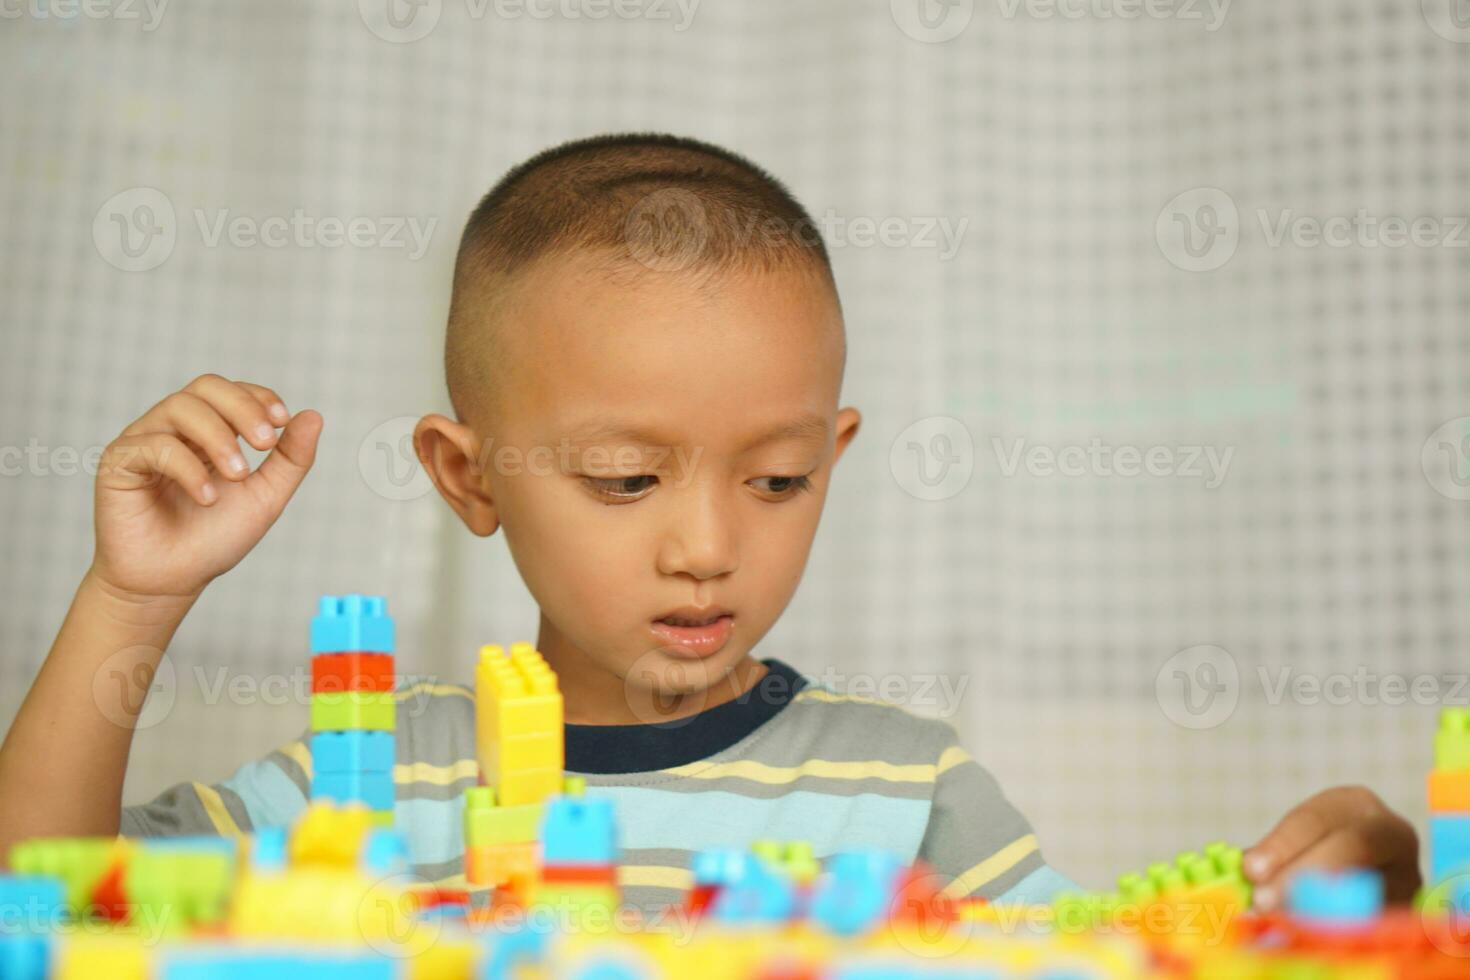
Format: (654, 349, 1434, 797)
(249, 828, 288, 871)
(163, 949, 395, 980)
(310, 594, 395, 655)
(811, 852, 904, 936)
(540, 796, 617, 865)
(0, 934, 50, 980)
(481, 923, 551, 980)
(311, 769, 395, 811)
(1286, 869, 1383, 926)
(0, 876, 65, 932)
(711, 861, 797, 925)
(569, 961, 652, 980)
(1430, 814, 1470, 882)
(360, 829, 408, 875)
(311, 730, 396, 774)
(692, 849, 757, 888)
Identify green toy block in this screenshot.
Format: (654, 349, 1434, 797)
(463, 786, 544, 846)
(1057, 841, 1251, 922)
(310, 690, 395, 732)
(752, 839, 819, 881)
(7, 837, 118, 913)
(126, 848, 235, 929)
(1436, 709, 1470, 770)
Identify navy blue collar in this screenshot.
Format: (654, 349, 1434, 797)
(565, 659, 806, 774)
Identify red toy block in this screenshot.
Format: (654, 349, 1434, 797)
(89, 856, 131, 923)
(312, 652, 396, 694)
(539, 864, 618, 886)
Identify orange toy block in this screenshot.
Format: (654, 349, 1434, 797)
(1428, 768, 1470, 812)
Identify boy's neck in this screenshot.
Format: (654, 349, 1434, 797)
(535, 616, 767, 725)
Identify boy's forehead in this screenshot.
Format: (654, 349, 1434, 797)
(497, 251, 844, 446)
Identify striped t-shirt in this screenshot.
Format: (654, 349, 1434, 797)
(120, 659, 1076, 909)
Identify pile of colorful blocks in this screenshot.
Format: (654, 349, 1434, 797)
(463, 642, 567, 895)
(1429, 708, 1470, 887)
(308, 595, 397, 827)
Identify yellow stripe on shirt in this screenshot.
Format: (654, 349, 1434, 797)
(941, 834, 1039, 899)
(191, 782, 246, 839)
(664, 758, 938, 785)
(394, 759, 479, 786)
(618, 864, 693, 892)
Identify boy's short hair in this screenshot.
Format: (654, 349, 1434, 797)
(445, 132, 837, 428)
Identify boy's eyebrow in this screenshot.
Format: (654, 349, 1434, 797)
(562, 413, 830, 451)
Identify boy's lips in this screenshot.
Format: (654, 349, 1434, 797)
(650, 610, 734, 658)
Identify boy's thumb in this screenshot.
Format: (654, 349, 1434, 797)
(254, 409, 323, 499)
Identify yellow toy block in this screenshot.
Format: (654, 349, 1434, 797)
(56, 935, 151, 980)
(408, 937, 479, 980)
(289, 800, 374, 866)
(231, 866, 414, 941)
(476, 643, 564, 806)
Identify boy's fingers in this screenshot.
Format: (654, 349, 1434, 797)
(151, 391, 254, 482)
(101, 433, 217, 506)
(1244, 794, 1334, 882)
(180, 374, 281, 452)
(249, 409, 322, 500)
(234, 381, 291, 426)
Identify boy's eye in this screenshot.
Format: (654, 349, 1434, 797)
(751, 475, 813, 498)
(585, 475, 658, 501)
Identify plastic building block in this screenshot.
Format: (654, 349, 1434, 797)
(810, 852, 904, 936)
(464, 787, 544, 846)
(1430, 814, 1470, 882)
(476, 643, 564, 807)
(310, 594, 394, 654)
(230, 866, 413, 941)
(311, 730, 396, 774)
(1287, 869, 1384, 927)
(693, 849, 758, 888)
(312, 652, 396, 694)
(312, 769, 396, 811)
(541, 795, 617, 865)
(752, 839, 819, 883)
(1436, 708, 1470, 770)
(55, 935, 150, 980)
(360, 829, 409, 875)
(249, 828, 288, 871)
(0, 933, 50, 980)
(465, 840, 537, 890)
(0, 875, 65, 931)
(289, 802, 375, 867)
(162, 947, 397, 979)
(311, 691, 396, 733)
(6, 837, 128, 913)
(125, 844, 235, 930)
(1428, 768, 1470, 812)
(711, 860, 797, 924)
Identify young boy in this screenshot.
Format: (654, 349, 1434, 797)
(0, 134, 1421, 914)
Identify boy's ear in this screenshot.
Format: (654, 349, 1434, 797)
(832, 407, 862, 464)
(414, 414, 499, 536)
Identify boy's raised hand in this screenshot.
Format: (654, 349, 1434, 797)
(90, 374, 323, 602)
(1243, 785, 1421, 910)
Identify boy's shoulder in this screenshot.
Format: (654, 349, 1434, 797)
(748, 667, 968, 767)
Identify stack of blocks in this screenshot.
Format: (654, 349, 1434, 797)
(464, 642, 565, 893)
(1428, 707, 1470, 884)
(308, 595, 396, 828)
(535, 781, 619, 915)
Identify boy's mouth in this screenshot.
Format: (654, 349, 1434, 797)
(650, 607, 734, 658)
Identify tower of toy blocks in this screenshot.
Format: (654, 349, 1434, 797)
(535, 777, 619, 915)
(1429, 707, 1470, 884)
(308, 595, 396, 827)
(464, 642, 565, 892)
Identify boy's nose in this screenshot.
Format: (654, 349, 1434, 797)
(655, 493, 739, 581)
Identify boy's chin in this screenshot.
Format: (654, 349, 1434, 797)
(614, 645, 748, 720)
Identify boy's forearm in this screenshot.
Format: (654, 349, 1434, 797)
(0, 569, 198, 866)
